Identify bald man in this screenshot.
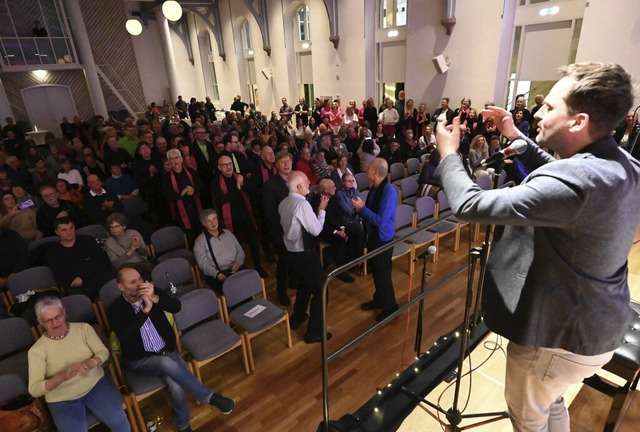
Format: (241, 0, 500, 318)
(352, 158, 398, 322)
(278, 171, 329, 343)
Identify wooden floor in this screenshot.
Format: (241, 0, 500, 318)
(122, 225, 640, 432)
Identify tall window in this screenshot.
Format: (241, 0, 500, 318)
(380, 0, 407, 29)
(241, 20, 252, 50)
(297, 5, 311, 41)
(206, 32, 220, 101)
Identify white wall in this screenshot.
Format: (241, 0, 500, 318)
(576, 0, 640, 102)
(130, 19, 170, 105)
(308, 0, 366, 104)
(405, 0, 504, 112)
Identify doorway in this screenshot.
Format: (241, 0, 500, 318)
(21, 85, 77, 138)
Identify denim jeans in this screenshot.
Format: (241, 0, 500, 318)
(505, 341, 614, 432)
(47, 375, 130, 432)
(123, 350, 212, 431)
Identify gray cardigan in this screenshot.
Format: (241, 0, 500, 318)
(435, 135, 640, 355)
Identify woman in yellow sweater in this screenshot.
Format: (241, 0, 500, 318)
(28, 297, 130, 432)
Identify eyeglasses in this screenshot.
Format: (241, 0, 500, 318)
(43, 313, 65, 326)
(42, 193, 57, 199)
(109, 224, 122, 229)
(218, 162, 233, 167)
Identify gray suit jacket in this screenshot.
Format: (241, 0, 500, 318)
(435, 135, 640, 355)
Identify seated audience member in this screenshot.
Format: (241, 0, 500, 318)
(295, 147, 318, 185)
(380, 138, 402, 165)
(46, 145, 66, 173)
(193, 209, 246, 295)
(0, 191, 42, 243)
(56, 178, 84, 209)
(46, 217, 113, 299)
(105, 164, 140, 201)
(84, 174, 124, 227)
(103, 136, 133, 172)
(418, 125, 436, 151)
(28, 297, 130, 432)
(0, 228, 28, 293)
(468, 135, 490, 177)
(5, 155, 32, 189)
(163, 148, 204, 246)
(401, 129, 426, 161)
(82, 152, 108, 181)
(32, 157, 56, 187)
(513, 108, 530, 136)
(58, 158, 84, 190)
(310, 179, 360, 283)
(313, 149, 333, 181)
(132, 142, 167, 228)
(107, 266, 235, 432)
(11, 182, 36, 206)
(357, 138, 381, 173)
(37, 184, 86, 237)
(326, 135, 347, 165)
(104, 212, 152, 274)
(331, 154, 355, 188)
(418, 150, 441, 187)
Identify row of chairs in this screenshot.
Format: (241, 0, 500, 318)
(0, 266, 292, 431)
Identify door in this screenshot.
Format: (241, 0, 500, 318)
(21, 85, 77, 138)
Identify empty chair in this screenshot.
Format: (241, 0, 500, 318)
(76, 224, 109, 241)
(437, 190, 472, 245)
(0, 373, 27, 404)
(7, 266, 57, 305)
(400, 177, 419, 207)
(392, 204, 416, 275)
(27, 235, 59, 255)
(26, 236, 60, 268)
(0, 317, 36, 385)
(428, 191, 461, 253)
(151, 257, 199, 298)
(97, 279, 120, 334)
(173, 289, 250, 378)
(221, 269, 292, 371)
(121, 197, 146, 216)
(359, 190, 369, 202)
(389, 162, 406, 186)
(475, 174, 493, 191)
(405, 158, 421, 180)
(402, 196, 439, 262)
(60, 294, 106, 340)
(354, 172, 370, 192)
(149, 226, 201, 287)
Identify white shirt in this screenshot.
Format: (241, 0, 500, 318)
(278, 192, 325, 252)
(58, 169, 83, 186)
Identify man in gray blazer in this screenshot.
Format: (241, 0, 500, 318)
(435, 62, 640, 431)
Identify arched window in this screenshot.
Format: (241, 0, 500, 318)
(205, 32, 220, 101)
(380, 0, 407, 29)
(241, 20, 253, 50)
(297, 5, 311, 41)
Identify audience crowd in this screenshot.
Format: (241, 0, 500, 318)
(1, 89, 638, 431)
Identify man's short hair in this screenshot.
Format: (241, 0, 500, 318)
(371, 159, 388, 177)
(199, 208, 218, 226)
(53, 217, 74, 230)
(275, 151, 292, 163)
(559, 62, 634, 138)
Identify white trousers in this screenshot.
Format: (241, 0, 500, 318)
(505, 341, 614, 432)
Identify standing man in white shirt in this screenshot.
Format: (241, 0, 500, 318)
(278, 171, 329, 343)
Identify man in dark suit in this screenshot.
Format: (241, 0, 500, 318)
(108, 266, 235, 432)
(435, 62, 640, 431)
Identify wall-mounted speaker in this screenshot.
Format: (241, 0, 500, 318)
(432, 55, 450, 74)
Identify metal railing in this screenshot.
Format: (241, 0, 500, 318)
(318, 225, 469, 430)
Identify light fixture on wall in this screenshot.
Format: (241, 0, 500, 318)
(32, 70, 48, 81)
(387, 30, 399, 38)
(126, 17, 143, 36)
(301, 42, 310, 49)
(162, 0, 183, 22)
(539, 6, 560, 16)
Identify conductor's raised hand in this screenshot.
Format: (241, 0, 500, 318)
(436, 115, 461, 159)
(480, 106, 520, 141)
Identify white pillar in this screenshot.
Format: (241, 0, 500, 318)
(156, 11, 180, 102)
(62, 0, 108, 117)
(363, 0, 376, 99)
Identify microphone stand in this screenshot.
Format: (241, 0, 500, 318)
(401, 161, 510, 431)
(414, 247, 435, 355)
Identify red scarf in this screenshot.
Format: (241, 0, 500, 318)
(218, 173, 257, 233)
(261, 162, 276, 184)
(169, 168, 203, 229)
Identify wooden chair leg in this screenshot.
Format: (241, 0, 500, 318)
(130, 396, 146, 432)
(240, 338, 251, 374)
(284, 312, 292, 348)
(124, 395, 139, 432)
(453, 226, 461, 251)
(244, 333, 255, 371)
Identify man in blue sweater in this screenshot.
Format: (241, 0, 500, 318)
(352, 158, 398, 322)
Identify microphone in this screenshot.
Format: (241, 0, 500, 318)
(416, 245, 437, 260)
(481, 139, 528, 167)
